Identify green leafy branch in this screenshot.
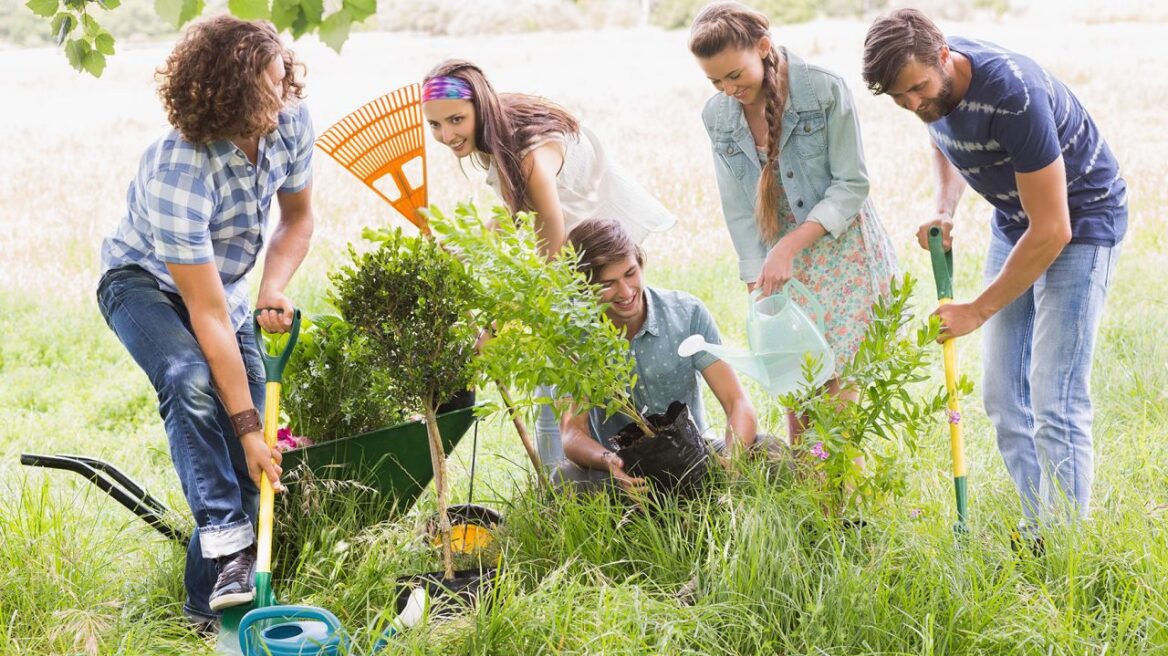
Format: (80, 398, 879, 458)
(25, 0, 118, 76)
(779, 274, 973, 514)
(25, 0, 378, 77)
(428, 203, 653, 436)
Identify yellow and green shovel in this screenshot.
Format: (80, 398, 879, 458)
(927, 228, 969, 535)
(252, 308, 300, 609)
(218, 309, 350, 656)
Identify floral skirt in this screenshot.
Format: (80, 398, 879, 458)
(778, 204, 898, 376)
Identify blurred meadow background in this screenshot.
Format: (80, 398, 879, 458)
(2, 0, 1168, 653)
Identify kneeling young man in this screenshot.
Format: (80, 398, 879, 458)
(554, 218, 759, 494)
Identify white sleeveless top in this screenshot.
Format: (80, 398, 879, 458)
(485, 125, 676, 244)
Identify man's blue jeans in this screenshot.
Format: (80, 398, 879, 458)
(981, 237, 1119, 526)
(97, 266, 262, 621)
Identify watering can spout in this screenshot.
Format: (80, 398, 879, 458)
(678, 336, 770, 385)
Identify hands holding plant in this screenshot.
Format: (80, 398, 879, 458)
(601, 450, 647, 495)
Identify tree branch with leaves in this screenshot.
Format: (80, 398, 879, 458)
(428, 204, 654, 438)
(24, 0, 374, 77)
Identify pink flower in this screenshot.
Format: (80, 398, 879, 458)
(948, 411, 962, 425)
(809, 442, 829, 460)
(909, 508, 923, 519)
(276, 427, 314, 452)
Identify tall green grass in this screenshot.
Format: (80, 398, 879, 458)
(3, 238, 1167, 654)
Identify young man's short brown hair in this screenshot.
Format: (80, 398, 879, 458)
(566, 218, 645, 285)
(862, 8, 948, 95)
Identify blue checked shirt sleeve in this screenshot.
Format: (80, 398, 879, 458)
(146, 168, 216, 265)
(280, 103, 314, 193)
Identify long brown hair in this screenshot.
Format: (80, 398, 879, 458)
(157, 15, 304, 144)
(423, 59, 580, 214)
(689, 2, 788, 243)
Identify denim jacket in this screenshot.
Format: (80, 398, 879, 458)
(702, 49, 874, 282)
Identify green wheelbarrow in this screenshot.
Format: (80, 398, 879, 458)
(19, 315, 499, 641)
(19, 393, 489, 544)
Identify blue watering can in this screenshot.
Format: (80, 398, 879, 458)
(238, 605, 348, 656)
(234, 597, 419, 655)
(678, 279, 834, 396)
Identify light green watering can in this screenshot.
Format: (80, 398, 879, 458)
(678, 279, 834, 396)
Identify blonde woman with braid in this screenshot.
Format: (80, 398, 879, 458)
(689, 2, 897, 443)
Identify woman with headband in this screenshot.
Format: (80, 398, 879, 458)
(421, 59, 675, 257)
(421, 59, 677, 470)
(689, 2, 898, 444)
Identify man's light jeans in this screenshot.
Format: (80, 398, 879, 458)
(981, 236, 1119, 526)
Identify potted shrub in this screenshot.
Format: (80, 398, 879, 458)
(330, 227, 478, 579)
(276, 313, 409, 442)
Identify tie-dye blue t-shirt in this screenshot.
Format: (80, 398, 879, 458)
(929, 37, 1126, 246)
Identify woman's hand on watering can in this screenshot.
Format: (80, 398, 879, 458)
(917, 212, 954, 251)
(255, 290, 295, 333)
(755, 241, 797, 297)
(242, 431, 285, 492)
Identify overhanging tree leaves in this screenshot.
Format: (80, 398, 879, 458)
(26, 0, 372, 77)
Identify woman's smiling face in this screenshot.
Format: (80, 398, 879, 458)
(423, 98, 477, 156)
(695, 39, 770, 106)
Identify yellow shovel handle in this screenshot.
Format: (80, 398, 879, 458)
(256, 381, 281, 573)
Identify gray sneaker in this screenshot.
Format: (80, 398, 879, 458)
(208, 545, 256, 611)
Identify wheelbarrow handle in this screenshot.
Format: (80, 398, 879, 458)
(252, 308, 301, 384)
(19, 453, 188, 543)
(927, 226, 954, 301)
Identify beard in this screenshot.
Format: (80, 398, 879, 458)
(916, 70, 958, 123)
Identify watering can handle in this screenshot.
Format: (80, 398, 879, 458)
(749, 282, 826, 333)
(782, 279, 826, 334)
(747, 287, 761, 323)
(252, 308, 301, 384)
(927, 227, 955, 301)
(238, 605, 343, 653)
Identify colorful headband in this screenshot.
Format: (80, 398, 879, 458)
(422, 76, 473, 102)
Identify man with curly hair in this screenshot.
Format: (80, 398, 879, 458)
(96, 15, 315, 628)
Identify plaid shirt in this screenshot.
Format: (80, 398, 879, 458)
(100, 102, 314, 329)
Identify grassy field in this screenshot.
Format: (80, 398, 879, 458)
(2, 14, 1168, 655)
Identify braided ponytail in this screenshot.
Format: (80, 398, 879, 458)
(756, 45, 787, 243)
